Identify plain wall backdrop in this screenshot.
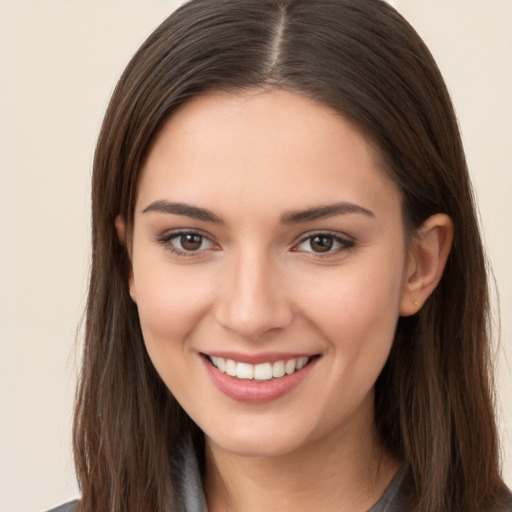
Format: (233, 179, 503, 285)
(0, 1, 510, 510)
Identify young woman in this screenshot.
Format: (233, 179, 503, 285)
(49, 0, 512, 511)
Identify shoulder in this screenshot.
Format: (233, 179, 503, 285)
(44, 500, 79, 512)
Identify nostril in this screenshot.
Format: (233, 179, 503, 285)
(215, 301, 293, 338)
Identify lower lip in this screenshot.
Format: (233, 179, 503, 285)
(201, 356, 319, 404)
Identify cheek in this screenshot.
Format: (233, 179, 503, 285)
(297, 257, 405, 354)
(131, 259, 213, 345)
(130, 262, 215, 400)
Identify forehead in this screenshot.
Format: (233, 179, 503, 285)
(136, 89, 401, 220)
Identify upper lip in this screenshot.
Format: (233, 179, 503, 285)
(201, 351, 319, 365)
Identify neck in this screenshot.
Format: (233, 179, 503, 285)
(203, 404, 400, 512)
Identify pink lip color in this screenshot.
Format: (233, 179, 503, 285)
(201, 355, 319, 404)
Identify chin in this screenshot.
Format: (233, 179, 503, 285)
(205, 425, 310, 459)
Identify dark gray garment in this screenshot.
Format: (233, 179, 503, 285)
(45, 441, 404, 512)
(45, 503, 78, 512)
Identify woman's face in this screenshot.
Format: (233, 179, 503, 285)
(128, 89, 412, 457)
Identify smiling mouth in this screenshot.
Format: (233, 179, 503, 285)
(205, 355, 318, 381)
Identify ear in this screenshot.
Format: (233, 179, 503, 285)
(115, 214, 137, 303)
(400, 213, 453, 316)
(115, 214, 127, 245)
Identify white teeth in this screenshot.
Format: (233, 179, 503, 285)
(209, 356, 311, 380)
(253, 362, 273, 380)
(272, 360, 285, 378)
(236, 362, 254, 379)
(217, 357, 226, 372)
(284, 359, 297, 375)
(296, 357, 308, 370)
(226, 359, 237, 377)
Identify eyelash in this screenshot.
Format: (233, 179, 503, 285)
(156, 230, 355, 258)
(157, 230, 217, 258)
(293, 232, 355, 257)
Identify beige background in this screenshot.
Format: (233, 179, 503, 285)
(0, 1, 510, 510)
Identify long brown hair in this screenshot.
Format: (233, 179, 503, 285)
(74, 0, 511, 510)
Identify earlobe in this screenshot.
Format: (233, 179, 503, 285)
(115, 214, 137, 303)
(115, 214, 126, 245)
(400, 214, 453, 316)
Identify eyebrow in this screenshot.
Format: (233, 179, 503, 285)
(280, 202, 375, 224)
(141, 200, 374, 224)
(142, 200, 224, 223)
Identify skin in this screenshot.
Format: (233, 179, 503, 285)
(118, 89, 453, 512)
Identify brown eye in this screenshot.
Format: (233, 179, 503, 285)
(294, 232, 354, 255)
(180, 234, 203, 251)
(158, 231, 215, 256)
(310, 235, 334, 253)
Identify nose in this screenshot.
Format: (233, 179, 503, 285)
(215, 250, 293, 339)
